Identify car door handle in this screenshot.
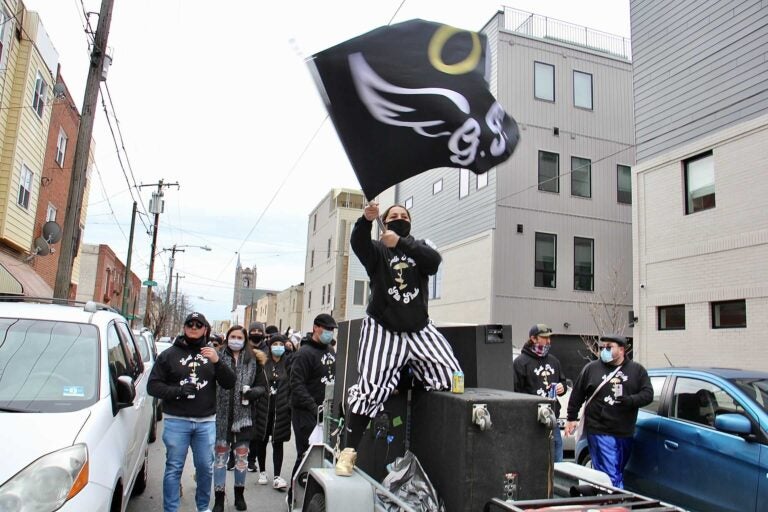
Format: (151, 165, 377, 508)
(664, 440, 678, 450)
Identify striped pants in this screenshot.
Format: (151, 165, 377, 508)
(347, 316, 462, 417)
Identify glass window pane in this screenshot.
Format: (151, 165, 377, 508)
(535, 232, 556, 288)
(459, 169, 469, 198)
(617, 165, 632, 204)
(574, 237, 593, 291)
(433, 179, 443, 194)
(477, 172, 488, 189)
(538, 151, 559, 193)
(571, 157, 591, 198)
(574, 71, 593, 109)
(658, 305, 686, 330)
(685, 153, 715, 214)
(641, 376, 667, 413)
(353, 280, 365, 306)
(535, 62, 555, 101)
(672, 378, 735, 427)
(712, 300, 746, 328)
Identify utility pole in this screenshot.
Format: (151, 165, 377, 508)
(173, 273, 184, 334)
(140, 180, 179, 328)
(54, 0, 115, 298)
(121, 201, 137, 316)
(165, 244, 185, 304)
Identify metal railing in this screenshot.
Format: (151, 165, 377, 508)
(503, 7, 632, 61)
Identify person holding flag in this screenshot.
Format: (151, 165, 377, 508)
(336, 201, 462, 476)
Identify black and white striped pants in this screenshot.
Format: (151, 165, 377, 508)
(347, 316, 462, 417)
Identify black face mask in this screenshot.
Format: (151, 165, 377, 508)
(387, 219, 411, 238)
(249, 333, 264, 344)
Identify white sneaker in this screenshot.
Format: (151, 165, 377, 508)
(273, 476, 287, 490)
(257, 471, 268, 485)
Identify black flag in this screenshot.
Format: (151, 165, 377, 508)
(311, 19, 520, 199)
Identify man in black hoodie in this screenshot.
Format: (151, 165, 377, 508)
(148, 312, 236, 512)
(513, 324, 568, 461)
(565, 335, 653, 489)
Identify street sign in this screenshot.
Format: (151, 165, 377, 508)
(143, 280, 158, 287)
(124, 314, 136, 320)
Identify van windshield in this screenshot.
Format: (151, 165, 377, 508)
(0, 318, 99, 412)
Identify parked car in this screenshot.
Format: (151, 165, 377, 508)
(155, 340, 173, 354)
(575, 367, 768, 512)
(0, 300, 154, 511)
(133, 328, 162, 439)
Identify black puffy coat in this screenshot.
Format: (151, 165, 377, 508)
(253, 355, 292, 442)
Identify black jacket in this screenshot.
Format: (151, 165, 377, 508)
(351, 215, 441, 332)
(253, 356, 292, 442)
(289, 334, 335, 414)
(513, 345, 567, 416)
(148, 335, 236, 418)
(566, 359, 653, 437)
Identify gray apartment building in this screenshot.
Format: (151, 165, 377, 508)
(631, 0, 768, 370)
(393, 7, 636, 361)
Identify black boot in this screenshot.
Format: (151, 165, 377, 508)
(212, 490, 225, 512)
(234, 486, 247, 511)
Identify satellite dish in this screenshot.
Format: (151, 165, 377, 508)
(42, 221, 62, 244)
(33, 237, 51, 256)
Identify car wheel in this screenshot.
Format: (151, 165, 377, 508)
(131, 448, 148, 496)
(148, 408, 157, 443)
(306, 492, 325, 512)
(578, 450, 593, 469)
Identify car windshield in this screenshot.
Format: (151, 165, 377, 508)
(0, 318, 99, 412)
(729, 377, 768, 414)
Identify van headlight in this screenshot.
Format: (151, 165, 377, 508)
(0, 444, 88, 511)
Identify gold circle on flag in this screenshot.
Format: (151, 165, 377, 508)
(428, 26, 481, 75)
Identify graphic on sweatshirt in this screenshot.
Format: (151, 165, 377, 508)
(602, 370, 628, 406)
(387, 254, 420, 304)
(320, 352, 335, 385)
(178, 353, 210, 391)
(533, 363, 555, 397)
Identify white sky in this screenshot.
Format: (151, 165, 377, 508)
(24, 0, 630, 321)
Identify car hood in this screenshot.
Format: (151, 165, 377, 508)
(0, 410, 90, 484)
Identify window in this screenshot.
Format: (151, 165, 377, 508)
(459, 169, 470, 198)
(107, 324, 129, 384)
(534, 62, 555, 101)
(46, 203, 57, 222)
(310, 249, 315, 268)
(477, 172, 488, 189)
(684, 152, 715, 214)
(242, 277, 250, 288)
(327, 283, 331, 304)
(433, 179, 443, 195)
(56, 128, 67, 167)
(308, 291, 312, 308)
(535, 232, 557, 288)
(573, 71, 593, 109)
(17, 165, 33, 209)
(313, 213, 317, 232)
(658, 305, 686, 330)
(116, 322, 143, 378)
(538, 151, 559, 193)
(571, 157, 592, 198)
(641, 376, 667, 414)
(321, 285, 325, 305)
(671, 378, 742, 427)
(32, 72, 47, 118)
(617, 165, 632, 204)
(428, 268, 442, 300)
(573, 237, 594, 291)
(353, 280, 367, 305)
(327, 238, 332, 259)
(712, 300, 746, 329)
(404, 196, 413, 209)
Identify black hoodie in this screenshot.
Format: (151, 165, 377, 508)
(148, 335, 236, 418)
(350, 215, 441, 332)
(289, 334, 335, 414)
(513, 344, 567, 416)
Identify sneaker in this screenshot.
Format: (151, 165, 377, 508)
(335, 448, 357, 477)
(247, 461, 258, 472)
(273, 476, 288, 490)
(257, 471, 268, 485)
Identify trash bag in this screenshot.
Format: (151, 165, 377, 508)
(376, 451, 445, 512)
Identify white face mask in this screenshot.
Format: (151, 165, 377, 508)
(228, 339, 245, 351)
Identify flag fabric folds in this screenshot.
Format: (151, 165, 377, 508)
(310, 18, 520, 199)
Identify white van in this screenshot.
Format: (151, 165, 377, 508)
(0, 301, 153, 511)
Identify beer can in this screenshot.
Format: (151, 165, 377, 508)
(451, 370, 465, 394)
(242, 385, 250, 405)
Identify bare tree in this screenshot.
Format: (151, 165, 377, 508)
(580, 262, 632, 359)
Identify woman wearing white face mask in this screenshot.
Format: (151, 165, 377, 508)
(251, 334, 292, 491)
(212, 326, 267, 512)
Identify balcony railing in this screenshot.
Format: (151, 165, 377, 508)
(503, 7, 632, 61)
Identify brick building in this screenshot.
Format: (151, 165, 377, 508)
(76, 243, 140, 316)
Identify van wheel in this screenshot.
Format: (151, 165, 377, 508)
(148, 409, 157, 443)
(306, 493, 325, 512)
(131, 448, 148, 496)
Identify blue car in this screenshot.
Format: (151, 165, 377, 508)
(575, 367, 768, 511)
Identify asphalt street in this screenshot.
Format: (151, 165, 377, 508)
(127, 420, 297, 512)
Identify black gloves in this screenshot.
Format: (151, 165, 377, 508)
(614, 396, 633, 408)
(243, 386, 266, 400)
(178, 382, 197, 398)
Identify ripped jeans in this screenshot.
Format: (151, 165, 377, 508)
(214, 439, 250, 490)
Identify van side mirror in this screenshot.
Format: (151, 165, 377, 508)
(116, 375, 136, 409)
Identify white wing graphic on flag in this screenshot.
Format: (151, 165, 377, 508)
(348, 52, 470, 138)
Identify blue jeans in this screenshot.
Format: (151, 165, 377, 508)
(162, 418, 216, 512)
(552, 423, 564, 462)
(587, 433, 633, 488)
(214, 439, 249, 490)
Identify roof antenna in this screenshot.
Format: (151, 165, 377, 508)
(663, 353, 675, 367)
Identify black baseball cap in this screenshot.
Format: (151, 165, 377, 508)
(600, 335, 628, 347)
(313, 313, 337, 330)
(529, 324, 552, 337)
(184, 312, 209, 328)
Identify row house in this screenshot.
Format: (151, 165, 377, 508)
(76, 243, 141, 317)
